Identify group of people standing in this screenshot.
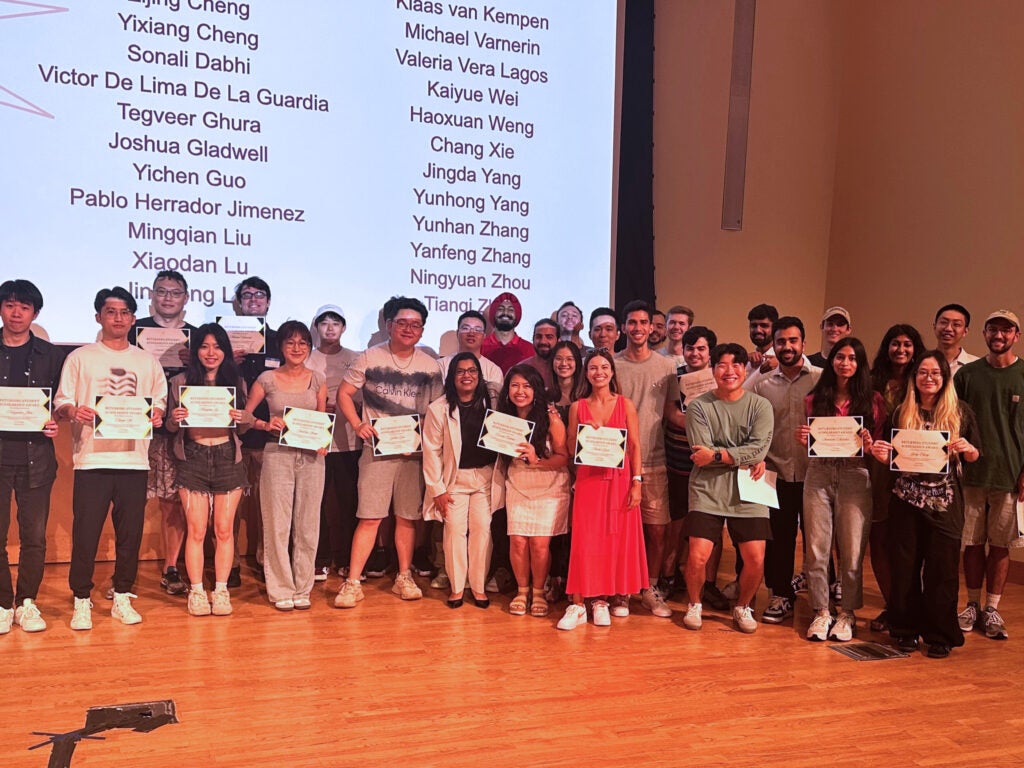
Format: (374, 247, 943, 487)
(1, 279, 1020, 660)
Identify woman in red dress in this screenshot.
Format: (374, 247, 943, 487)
(558, 349, 647, 630)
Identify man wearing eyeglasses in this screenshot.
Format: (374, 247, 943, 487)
(129, 270, 197, 599)
(231, 276, 279, 587)
(954, 309, 1024, 641)
(334, 296, 443, 608)
(439, 310, 503, 403)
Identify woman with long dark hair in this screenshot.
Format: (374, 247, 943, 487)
(166, 323, 250, 617)
(244, 320, 328, 611)
(798, 337, 886, 642)
(870, 351, 980, 657)
(557, 349, 646, 630)
(548, 340, 587, 423)
(867, 324, 925, 631)
(498, 364, 570, 617)
(421, 352, 497, 608)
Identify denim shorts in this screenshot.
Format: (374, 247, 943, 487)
(175, 440, 249, 494)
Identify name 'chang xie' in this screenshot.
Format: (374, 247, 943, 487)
(429, 135, 484, 160)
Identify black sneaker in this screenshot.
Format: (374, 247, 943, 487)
(364, 546, 388, 578)
(227, 566, 241, 588)
(161, 568, 187, 596)
(702, 581, 730, 611)
(412, 546, 434, 578)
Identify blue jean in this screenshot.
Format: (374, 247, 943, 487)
(803, 460, 872, 612)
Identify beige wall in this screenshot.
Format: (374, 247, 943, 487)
(825, 0, 1024, 357)
(653, 0, 841, 348)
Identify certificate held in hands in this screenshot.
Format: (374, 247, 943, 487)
(575, 424, 627, 468)
(136, 327, 190, 370)
(216, 315, 266, 355)
(93, 395, 154, 440)
(0, 386, 51, 432)
(807, 416, 864, 458)
(279, 407, 335, 451)
(370, 414, 421, 456)
(179, 386, 236, 428)
(890, 429, 950, 474)
(678, 367, 716, 411)
(477, 409, 534, 458)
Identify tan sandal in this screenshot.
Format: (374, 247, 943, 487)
(530, 588, 549, 617)
(509, 589, 529, 616)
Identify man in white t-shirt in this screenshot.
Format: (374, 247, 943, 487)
(55, 287, 167, 631)
(334, 296, 443, 608)
(934, 303, 978, 374)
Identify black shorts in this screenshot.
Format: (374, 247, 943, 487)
(684, 510, 772, 544)
(175, 440, 248, 494)
(667, 469, 691, 522)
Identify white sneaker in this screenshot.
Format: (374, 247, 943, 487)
(683, 602, 703, 630)
(0, 607, 12, 634)
(807, 610, 833, 641)
(71, 597, 93, 631)
(732, 605, 757, 634)
(556, 604, 587, 631)
(111, 592, 142, 625)
(641, 586, 672, 618)
(430, 569, 450, 590)
(609, 595, 630, 617)
(392, 571, 423, 600)
(829, 611, 856, 642)
(314, 566, 329, 582)
(721, 580, 739, 601)
(592, 600, 611, 626)
(187, 590, 211, 617)
(14, 599, 46, 632)
(334, 579, 364, 608)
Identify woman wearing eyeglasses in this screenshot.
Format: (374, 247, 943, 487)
(869, 351, 980, 657)
(422, 353, 498, 608)
(244, 320, 328, 611)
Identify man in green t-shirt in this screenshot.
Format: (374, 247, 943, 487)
(953, 309, 1024, 641)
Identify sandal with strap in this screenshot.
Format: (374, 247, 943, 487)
(530, 588, 549, 618)
(509, 589, 529, 616)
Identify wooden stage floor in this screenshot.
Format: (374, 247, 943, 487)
(3, 561, 1023, 768)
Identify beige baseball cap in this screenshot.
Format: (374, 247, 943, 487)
(983, 309, 1020, 330)
(820, 306, 851, 325)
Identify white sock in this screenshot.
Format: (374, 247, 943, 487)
(215, 582, 228, 592)
(191, 584, 204, 593)
(985, 593, 1001, 610)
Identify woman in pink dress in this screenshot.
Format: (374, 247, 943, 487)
(558, 349, 647, 630)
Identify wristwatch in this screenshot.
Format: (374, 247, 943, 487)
(631, 475, 643, 483)
(713, 450, 722, 463)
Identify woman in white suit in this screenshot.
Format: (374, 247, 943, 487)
(422, 352, 498, 608)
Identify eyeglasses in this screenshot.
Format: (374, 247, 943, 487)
(916, 370, 942, 380)
(240, 291, 267, 301)
(153, 288, 186, 298)
(458, 324, 485, 333)
(455, 367, 479, 377)
(392, 320, 423, 331)
(283, 340, 310, 349)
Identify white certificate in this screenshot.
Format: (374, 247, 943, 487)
(890, 429, 950, 474)
(737, 468, 780, 509)
(93, 395, 153, 440)
(574, 424, 627, 468)
(807, 416, 864, 458)
(179, 386, 236, 428)
(678, 367, 716, 410)
(216, 315, 266, 355)
(370, 414, 422, 456)
(136, 327, 190, 370)
(0, 386, 51, 432)
(279, 407, 335, 451)
(477, 409, 534, 458)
